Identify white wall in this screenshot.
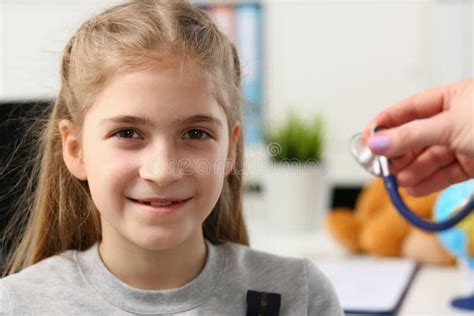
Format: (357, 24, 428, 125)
(0, 0, 122, 100)
(263, 0, 472, 185)
(1, 0, 472, 185)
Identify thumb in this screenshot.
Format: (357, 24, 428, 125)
(367, 112, 451, 157)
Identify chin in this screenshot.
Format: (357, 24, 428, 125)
(130, 229, 190, 252)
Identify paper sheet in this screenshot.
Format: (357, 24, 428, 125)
(313, 256, 418, 313)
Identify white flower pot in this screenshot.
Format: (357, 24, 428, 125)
(263, 161, 330, 232)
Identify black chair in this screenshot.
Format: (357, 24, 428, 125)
(0, 100, 51, 272)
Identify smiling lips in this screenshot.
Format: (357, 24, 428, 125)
(128, 196, 192, 215)
(128, 197, 191, 207)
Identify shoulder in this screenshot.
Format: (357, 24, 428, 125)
(0, 279, 11, 315)
(303, 257, 344, 315)
(214, 242, 343, 315)
(218, 241, 307, 287)
(0, 249, 86, 313)
(220, 241, 335, 285)
(1, 249, 78, 286)
(221, 241, 303, 269)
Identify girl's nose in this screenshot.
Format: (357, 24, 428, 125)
(139, 146, 185, 187)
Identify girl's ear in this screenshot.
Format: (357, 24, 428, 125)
(225, 121, 241, 177)
(58, 119, 87, 181)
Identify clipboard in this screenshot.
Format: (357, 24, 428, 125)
(313, 256, 419, 314)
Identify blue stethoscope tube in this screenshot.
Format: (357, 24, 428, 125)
(383, 174, 474, 232)
(351, 129, 474, 233)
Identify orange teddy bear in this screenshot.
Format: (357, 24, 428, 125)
(326, 178, 456, 265)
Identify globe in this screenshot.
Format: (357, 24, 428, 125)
(434, 179, 474, 311)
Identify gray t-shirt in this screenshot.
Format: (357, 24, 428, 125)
(0, 239, 343, 315)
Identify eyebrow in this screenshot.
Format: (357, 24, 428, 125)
(100, 114, 223, 128)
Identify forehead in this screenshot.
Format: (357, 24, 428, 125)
(88, 62, 227, 129)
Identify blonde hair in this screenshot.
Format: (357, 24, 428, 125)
(1, 0, 249, 276)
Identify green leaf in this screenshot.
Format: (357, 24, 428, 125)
(265, 111, 325, 164)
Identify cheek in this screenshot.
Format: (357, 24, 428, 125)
(191, 151, 227, 208)
(187, 141, 228, 172)
(83, 145, 138, 199)
(186, 149, 228, 181)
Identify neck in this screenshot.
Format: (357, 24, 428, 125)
(98, 231, 208, 290)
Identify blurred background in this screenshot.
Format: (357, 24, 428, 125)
(1, 0, 471, 181)
(1, 1, 473, 313)
(1, 0, 472, 255)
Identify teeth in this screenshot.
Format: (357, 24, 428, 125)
(149, 201, 174, 207)
(132, 198, 185, 207)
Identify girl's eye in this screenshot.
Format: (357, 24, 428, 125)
(111, 128, 212, 141)
(112, 128, 142, 140)
(184, 129, 212, 141)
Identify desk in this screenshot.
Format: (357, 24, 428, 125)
(243, 194, 473, 315)
(398, 266, 472, 315)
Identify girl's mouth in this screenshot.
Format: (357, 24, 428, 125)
(127, 197, 192, 215)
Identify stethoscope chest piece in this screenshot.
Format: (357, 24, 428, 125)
(349, 128, 473, 232)
(350, 132, 389, 177)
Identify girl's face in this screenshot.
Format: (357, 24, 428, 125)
(69, 61, 239, 251)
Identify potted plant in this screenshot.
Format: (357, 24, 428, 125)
(263, 111, 329, 232)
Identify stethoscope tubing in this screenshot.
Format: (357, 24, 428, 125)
(351, 128, 473, 232)
(383, 174, 474, 232)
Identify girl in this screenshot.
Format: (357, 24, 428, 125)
(0, 1, 342, 315)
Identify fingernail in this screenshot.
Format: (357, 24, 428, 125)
(368, 135, 390, 153)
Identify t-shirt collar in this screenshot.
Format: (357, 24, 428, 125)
(76, 239, 226, 314)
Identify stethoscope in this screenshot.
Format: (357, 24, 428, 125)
(350, 127, 474, 232)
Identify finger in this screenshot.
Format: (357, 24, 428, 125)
(389, 151, 419, 173)
(396, 146, 455, 187)
(367, 81, 460, 131)
(383, 148, 424, 175)
(367, 112, 452, 157)
(363, 79, 471, 137)
(405, 162, 470, 196)
(361, 128, 371, 141)
(457, 154, 474, 178)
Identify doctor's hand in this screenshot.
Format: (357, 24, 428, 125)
(363, 78, 474, 196)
